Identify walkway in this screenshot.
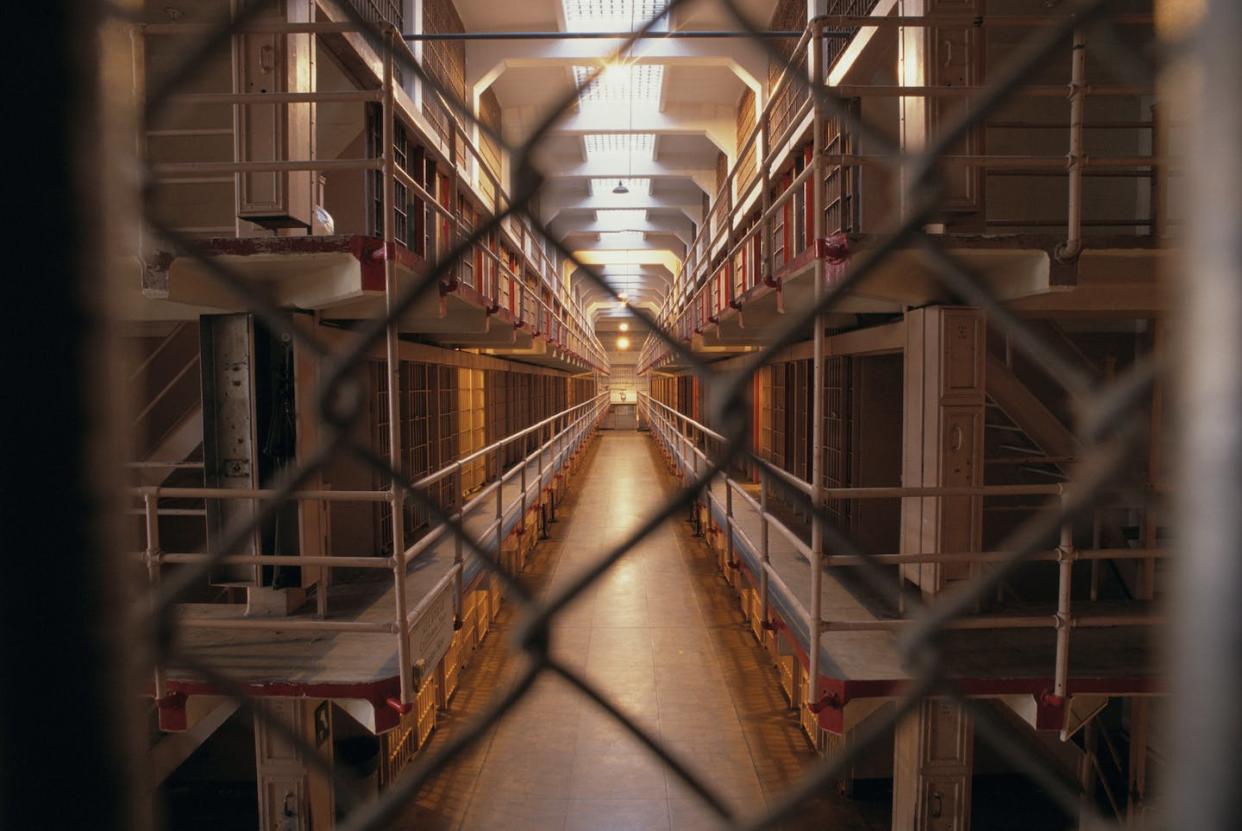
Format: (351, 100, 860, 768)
(403, 432, 883, 830)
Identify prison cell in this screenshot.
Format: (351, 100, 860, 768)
(32, 1, 1236, 830)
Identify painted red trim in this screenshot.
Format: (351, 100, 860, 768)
(149, 516, 532, 734)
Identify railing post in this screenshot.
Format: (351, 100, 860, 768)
(453, 462, 464, 567)
(1057, 28, 1087, 261)
(806, 15, 828, 724)
(381, 31, 413, 708)
(144, 494, 167, 702)
(520, 443, 528, 528)
(495, 462, 504, 565)
(1054, 508, 1075, 712)
(539, 423, 548, 539)
(550, 416, 560, 523)
(760, 106, 773, 286)
(759, 474, 771, 631)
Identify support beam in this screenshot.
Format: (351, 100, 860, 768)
(561, 233, 686, 257)
(200, 313, 262, 587)
(900, 306, 985, 597)
(893, 699, 974, 830)
(541, 192, 704, 226)
(550, 214, 696, 245)
(546, 107, 738, 159)
(540, 158, 717, 195)
(147, 701, 240, 789)
(253, 700, 335, 831)
(466, 38, 767, 103)
(897, 0, 985, 229)
(984, 353, 1078, 462)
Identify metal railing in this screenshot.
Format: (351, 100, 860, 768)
(137, 392, 608, 706)
(139, 12, 607, 373)
(640, 392, 1164, 714)
(639, 7, 1163, 373)
(90, 1, 1224, 830)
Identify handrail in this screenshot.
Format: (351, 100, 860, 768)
(143, 15, 606, 373)
(638, 15, 1161, 373)
(132, 393, 607, 504)
(638, 392, 1163, 708)
(143, 391, 609, 702)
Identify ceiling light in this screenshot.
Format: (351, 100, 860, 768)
(612, 180, 629, 194)
(617, 336, 631, 350)
(620, 322, 630, 332)
(591, 178, 650, 196)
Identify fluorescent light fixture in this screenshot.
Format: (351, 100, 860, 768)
(573, 64, 664, 110)
(591, 178, 650, 196)
(562, 0, 671, 34)
(584, 133, 655, 159)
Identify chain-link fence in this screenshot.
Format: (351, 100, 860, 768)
(34, 0, 1236, 828)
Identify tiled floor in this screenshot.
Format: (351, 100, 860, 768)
(402, 432, 884, 830)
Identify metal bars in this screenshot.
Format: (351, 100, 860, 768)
(105, 1, 1208, 830)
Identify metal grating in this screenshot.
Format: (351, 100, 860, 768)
(69, 1, 1236, 830)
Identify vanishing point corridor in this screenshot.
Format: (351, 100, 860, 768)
(403, 432, 878, 831)
(44, 3, 1206, 829)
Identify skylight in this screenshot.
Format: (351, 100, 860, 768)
(597, 231, 647, 246)
(583, 133, 655, 159)
(595, 209, 648, 229)
(562, 0, 671, 34)
(590, 178, 651, 196)
(573, 64, 664, 110)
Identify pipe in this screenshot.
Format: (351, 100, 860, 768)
(1057, 29, 1088, 261)
(178, 618, 397, 634)
(807, 17, 827, 726)
(145, 495, 167, 703)
(819, 547, 1165, 567)
(156, 554, 395, 569)
(817, 614, 1159, 632)
(1053, 511, 1075, 701)
(402, 30, 813, 41)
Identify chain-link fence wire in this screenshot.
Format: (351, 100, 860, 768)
(125, 0, 1170, 828)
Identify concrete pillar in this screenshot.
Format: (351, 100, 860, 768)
(408, 0, 424, 109)
(897, 0, 985, 230)
(254, 700, 336, 831)
(900, 306, 985, 597)
(293, 317, 332, 617)
(235, 0, 316, 232)
(893, 699, 974, 830)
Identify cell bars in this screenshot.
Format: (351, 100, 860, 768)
(109, 3, 1197, 831)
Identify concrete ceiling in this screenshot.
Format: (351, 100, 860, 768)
(451, 0, 781, 332)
